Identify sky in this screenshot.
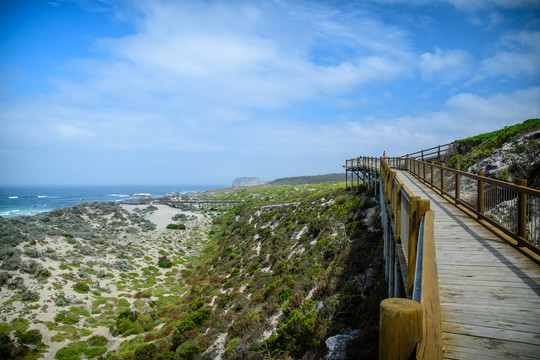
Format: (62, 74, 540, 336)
(1, 0, 539, 186)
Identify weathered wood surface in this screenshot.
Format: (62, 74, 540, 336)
(396, 170, 540, 360)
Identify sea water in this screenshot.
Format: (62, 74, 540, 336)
(0, 184, 225, 218)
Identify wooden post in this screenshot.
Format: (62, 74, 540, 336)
(478, 171, 485, 218)
(345, 160, 348, 189)
(517, 179, 527, 244)
(395, 183, 402, 243)
(357, 158, 360, 187)
(406, 155, 409, 171)
(440, 164, 445, 195)
(390, 171, 396, 208)
(379, 298, 423, 360)
(430, 162, 434, 186)
(408, 199, 430, 297)
(388, 236, 395, 298)
(455, 168, 460, 205)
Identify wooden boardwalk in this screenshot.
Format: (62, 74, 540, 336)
(396, 170, 540, 360)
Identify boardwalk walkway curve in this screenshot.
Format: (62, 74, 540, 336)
(345, 156, 540, 359)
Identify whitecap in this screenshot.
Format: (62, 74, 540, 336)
(37, 195, 47, 198)
(107, 194, 129, 197)
(8, 196, 18, 199)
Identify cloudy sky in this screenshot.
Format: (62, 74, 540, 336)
(1, 0, 539, 185)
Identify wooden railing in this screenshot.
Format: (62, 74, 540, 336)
(399, 143, 453, 162)
(378, 157, 442, 359)
(345, 152, 540, 359)
(406, 157, 540, 254)
(346, 156, 442, 359)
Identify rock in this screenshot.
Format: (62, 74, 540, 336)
(325, 329, 360, 360)
(232, 177, 264, 187)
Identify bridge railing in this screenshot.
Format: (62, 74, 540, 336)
(378, 157, 443, 359)
(407, 157, 540, 253)
(400, 143, 453, 162)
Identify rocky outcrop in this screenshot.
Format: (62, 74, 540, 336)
(231, 177, 264, 187)
(467, 130, 540, 188)
(325, 330, 360, 360)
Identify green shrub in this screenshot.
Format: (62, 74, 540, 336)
(224, 338, 240, 357)
(55, 341, 88, 360)
(15, 328, 42, 345)
(86, 335, 108, 346)
(276, 288, 292, 305)
(156, 352, 176, 360)
(84, 346, 107, 358)
(55, 311, 79, 325)
(166, 223, 186, 230)
(0, 333, 14, 358)
(176, 343, 201, 360)
(189, 297, 205, 311)
(73, 282, 90, 293)
(134, 343, 157, 360)
(262, 309, 318, 356)
(157, 256, 172, 268)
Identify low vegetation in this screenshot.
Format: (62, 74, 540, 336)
(449, 118, 540, 171)
(0, 181, 385, 359)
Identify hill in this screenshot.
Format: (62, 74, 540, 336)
(448, 118, 540, 188)
(0, 183, 385, 360)
(268, 173, 345, 186)
(232, 177, 264, 187)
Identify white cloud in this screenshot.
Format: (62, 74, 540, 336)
(419, 47, 471, 82)
(53, 124, 97, 139)
(480, 30, 540, 78)
(76, 0, 415, 111)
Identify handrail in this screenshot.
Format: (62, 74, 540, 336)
(347, 154, 540, 253)
(347, 152, 539, 359)
(399, 143, 453, 161)
(347, 156, 444, 359)
(407, 157, 540, 253)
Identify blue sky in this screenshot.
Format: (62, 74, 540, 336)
(1, 0, 539, 185)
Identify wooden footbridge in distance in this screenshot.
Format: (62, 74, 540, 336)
(345, 151, 540, 359)
(119, 198, 246, 211)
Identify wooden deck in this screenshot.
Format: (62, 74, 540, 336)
(396, 170, 540, 360)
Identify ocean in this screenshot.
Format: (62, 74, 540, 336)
(0, 184, 225, 218)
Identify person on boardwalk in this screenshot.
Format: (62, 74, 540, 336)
(383, 151, 387, 158)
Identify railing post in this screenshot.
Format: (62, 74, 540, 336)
(440, 163, 445, 195)
(379, 298, 423, 360)
(345, 160, 349, 189)
(518, 179, 528, 245)
(430, 162, 434, 186)
(455, 168, 460, 205)
(478, 171, 484, 218)
(407, 197, 430, 297)
(406, 155, 409, 171)
(395, 184, 402, 243)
